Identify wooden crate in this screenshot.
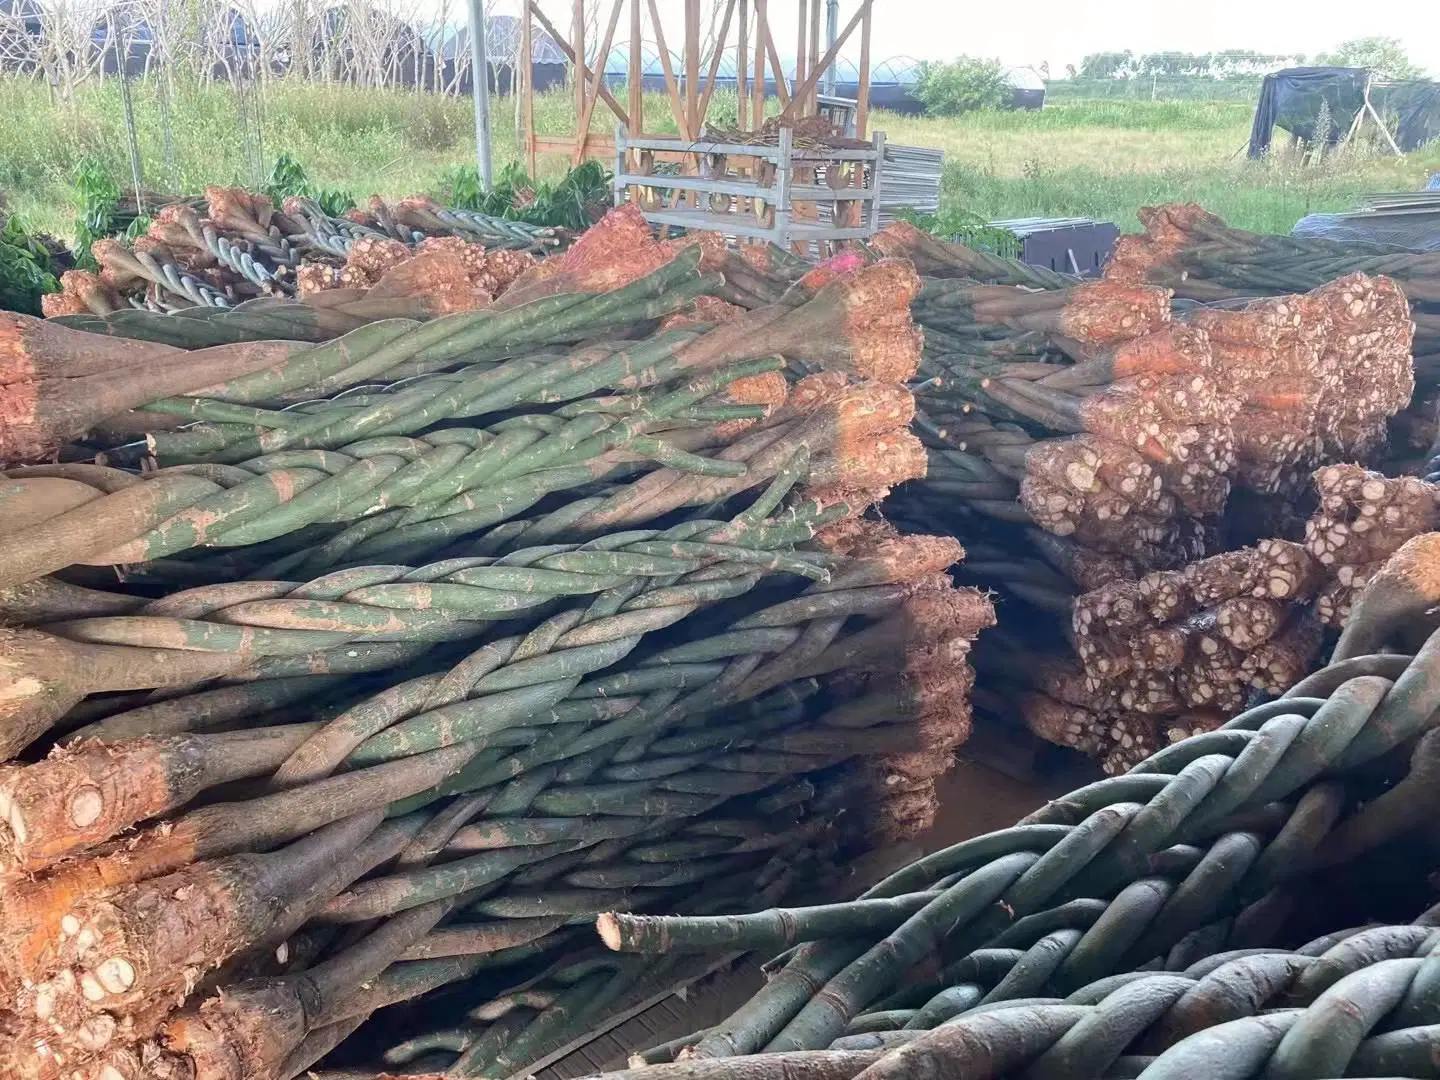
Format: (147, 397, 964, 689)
(614, 126, 887, 258)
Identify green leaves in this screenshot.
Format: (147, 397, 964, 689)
(71, 157, 122, 269)
(0, 213, 59, 315)
(440, 160, 611, 231)
(913, 57, 1010, 117)
(893, 206, 1019, 258)
(263, 152, 356, 217)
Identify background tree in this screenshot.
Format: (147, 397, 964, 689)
(1078, 50, 1135, 79)
(913, 56, 1009, 115)
(1319, 36, 1423, 79)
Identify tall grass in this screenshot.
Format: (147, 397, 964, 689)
(881, 102, 1440, 234)
(2, 74, 1437, 243)
(1046, 77, 1265, 102)
(0, 76, 764, 237)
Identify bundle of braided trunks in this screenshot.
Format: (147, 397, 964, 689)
(1, 206, 827, 468)
(39, 185, 562, 319)
(33, 204, 810, 355)
(1103, 201, 1440, 466)
(874, 217, 1415, 572)
(861, 218, 1419, 771)
(0, 210, 1005, 1080)
(987, 439, 1440, 776)
(569, 532, 1440, 1080)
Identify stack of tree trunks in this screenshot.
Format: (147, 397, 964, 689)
(557, 539, 1440, 1080)
(0, 208, 1002, 1080)
(40, 187, 562, 319)
(870, 218, 1417, 770)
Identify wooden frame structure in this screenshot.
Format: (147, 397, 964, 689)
(615, 123, 886, 256)
(520, 0, 875, 172)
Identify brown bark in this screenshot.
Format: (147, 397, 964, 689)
(9, 813, 381, 1049)
(0, 629, 250, 760)
(0, 725, 318, 873)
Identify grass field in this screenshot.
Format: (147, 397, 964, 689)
(2, 75, 1438, 243)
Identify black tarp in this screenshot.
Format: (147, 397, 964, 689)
(1384, 80, 1440, 150)
(1249, 66, 1440, 157)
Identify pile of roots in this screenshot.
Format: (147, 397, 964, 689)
(882, 220, 1413, 572)
(0, 207, 1006, 1080)
(1102, 202, 1440, 475)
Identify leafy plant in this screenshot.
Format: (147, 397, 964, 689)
(894, 205, 1020, 258)
(913, 57, 1010, 116)
(263, 153, 356, 217)
(440, 159, 611, 231)
(71, 158, 124, 270)
(0, 214, 60, 315)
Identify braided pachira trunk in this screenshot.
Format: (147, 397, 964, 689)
(565, 542, 1440, 1080)
(0, 228, 999, 1080)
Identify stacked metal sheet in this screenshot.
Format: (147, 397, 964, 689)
(878, 143, 945, 224)
(1293, 190, 1440, 250)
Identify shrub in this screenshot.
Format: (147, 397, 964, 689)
(914, 57, 1010, 116)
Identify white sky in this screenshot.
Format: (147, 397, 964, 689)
(508, 0, 1439, 77)
(855, 0, 1439, 74)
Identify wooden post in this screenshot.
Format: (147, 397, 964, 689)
(856, 0, 871, 137)
(684, 0, 701, 137)
(522, 0, 536, 174)
(530, 2, 631, 129)
(751, 0, 766, 124)
(775, 123, 794, 251)
(763, 20, 789, 108)
(646, 0, 688, 137)
(737, 0, 748, 129)
(573, 0, 586, 160)
(1363, 77, 1404, 156)
(807, 0, 820, 113)
(868, 129, 885, 233)
(779, 0, 870, 124)
(698, 0, 737, 122)
(628, 0, 643, 138)
(614, 123, 627, 205)
(794, 0, 807, 109)
(573, 0, 624, 163)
